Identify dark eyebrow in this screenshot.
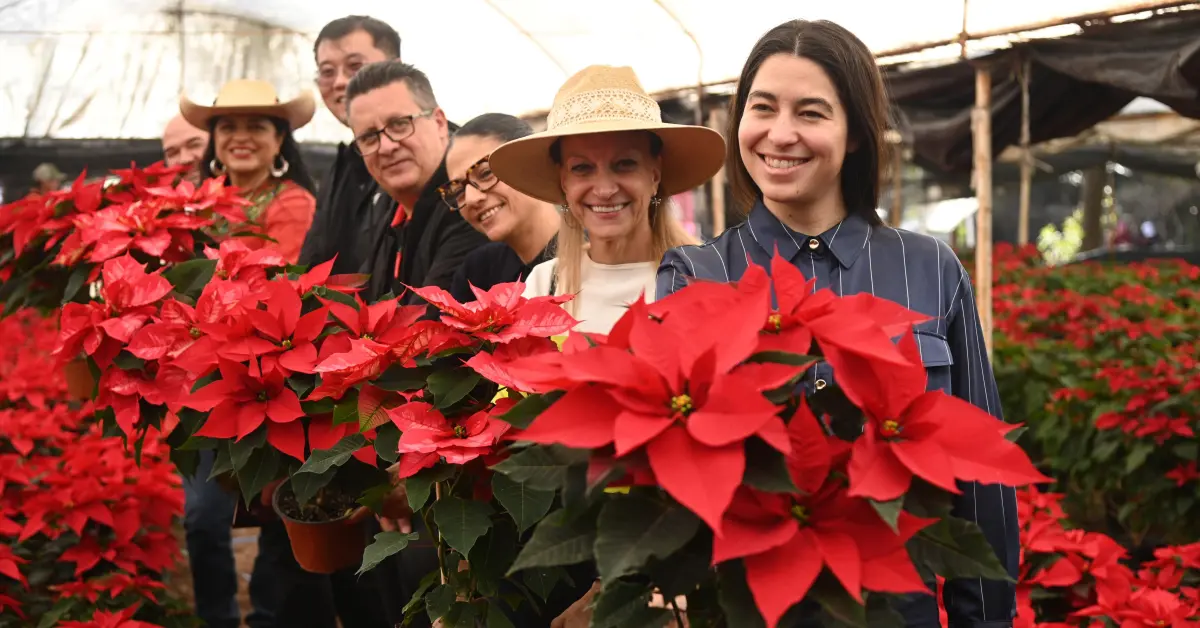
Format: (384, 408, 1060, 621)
(795, 97, 835, 114)
(747, 90, 777, 103)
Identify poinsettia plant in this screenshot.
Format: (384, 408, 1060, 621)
(421, 252, 1052, 628)
(285, 280, 582, 624)
(0, 162, 251, 317)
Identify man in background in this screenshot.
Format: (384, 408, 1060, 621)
(343, 59, 486, 626)
(161, 115, 209, 185)
(297, 15, 401, 286)
(32, 162, 65, 194)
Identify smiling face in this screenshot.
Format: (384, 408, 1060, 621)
(558, 131, 661, 244)
(213, 115, 284, 179)
(348, 81, 449, 202)
(315, 29, 391, 125)
(738, 54, 850, 213)
(162, 115, 209, 185)
(445, 134, 541, 243)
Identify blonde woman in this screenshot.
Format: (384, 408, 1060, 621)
(489, 65, 724, 335)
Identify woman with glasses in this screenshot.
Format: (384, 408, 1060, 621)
(443, 114, 561, 303)
(183, 80, 318, 264)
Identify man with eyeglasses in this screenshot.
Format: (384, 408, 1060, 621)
(298, 16, 405, 296)
(343, 59, 486, 303)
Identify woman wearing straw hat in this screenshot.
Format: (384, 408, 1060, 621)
(488, 65, 725, 335)
(182, 79, 319, 263)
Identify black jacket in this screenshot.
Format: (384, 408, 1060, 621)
(299, 141, 485, 303)
(382, 160, 488, 304)
(298, 143, 383, 277)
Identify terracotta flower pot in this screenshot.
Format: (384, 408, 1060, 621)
(271, 479, 366, 574)
(63, 358, 95, 400)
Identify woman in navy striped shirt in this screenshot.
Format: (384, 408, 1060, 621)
(656, 20, 1020, 628)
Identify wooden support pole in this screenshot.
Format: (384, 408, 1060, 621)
(889, 137, 903, 226)
(1018, 56, 1032, 246)
(708, 107, 728, 236)
(972, 65, 994, 358)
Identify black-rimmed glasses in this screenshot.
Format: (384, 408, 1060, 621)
(353, 110, 435, 155)
(437, 156, 499, 211)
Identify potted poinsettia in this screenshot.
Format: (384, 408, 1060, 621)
(7, 161, 252, 398)
(445, 252, 1053, 628)
(286, 280, 579, 624)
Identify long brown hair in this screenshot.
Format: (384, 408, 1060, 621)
(726, 20, 889, 225)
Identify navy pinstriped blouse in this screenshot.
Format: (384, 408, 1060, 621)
(657, 200, 1019, 628)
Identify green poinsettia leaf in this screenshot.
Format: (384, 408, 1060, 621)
(236, 446, 280, 508)
(291, 466, 336, 507)
(521, 566, 570, 602)
(357, 531, 419, 575)
(405, 465, 455, 512)
(294, 433, 367, 476)
(468, 518, 520, 596)
(507, 509, 597, 575)
(492, 472, 555, 534)
(163, 257, 216, 297)
(432, 496, 493, 557)
(907, 516, 1014, 582)
(497, 390, 563, 429)
(593, 494, 701, 581)
(229, 426, 267, 472)
(491, 444, 583, 491)
(426, 369, 480, 410)
(869, 497, 903, 534)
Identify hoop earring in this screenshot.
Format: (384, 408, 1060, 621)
(270, 155, 289, 178)
(209, 159, 226, 176)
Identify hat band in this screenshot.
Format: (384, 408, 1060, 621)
(546, 88, 662, 131)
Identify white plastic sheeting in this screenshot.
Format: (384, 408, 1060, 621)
(0, 0, 1178, 141)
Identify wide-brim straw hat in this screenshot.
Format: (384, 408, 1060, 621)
(180, 79, 315, 131)
(489, 65, 725, 205)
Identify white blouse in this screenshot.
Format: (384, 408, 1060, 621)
(521, 255, 658, 335)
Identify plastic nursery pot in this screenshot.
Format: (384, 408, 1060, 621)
(63, 358, 95, 400)
(271, 478, 367, 575)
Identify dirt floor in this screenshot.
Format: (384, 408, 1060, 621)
(166, 527, 261, 625)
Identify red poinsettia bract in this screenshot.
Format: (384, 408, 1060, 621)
(504, 296, 802, 534)
(713, 401, 931, 627)
(408, 281, 576, 342)
(54, 255, 173, 368)
(183, 359, 306, 460)
(844, 328, 1051, 501)
(389, 400, 513, 478)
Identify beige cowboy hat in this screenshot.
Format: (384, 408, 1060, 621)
(180, 79, 316, 131)
(489, 65, 725, 205)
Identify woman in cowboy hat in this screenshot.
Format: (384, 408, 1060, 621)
(488, 65, 725, 335)
(182, 79, 319, 263)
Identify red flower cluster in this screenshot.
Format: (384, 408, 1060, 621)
(0, 311, 187, 625)
(492, 254, 1048, 626)
(1013, 487, 1199, 627)
(989, 244, 1199, 544)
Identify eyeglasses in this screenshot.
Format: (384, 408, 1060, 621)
(352, 110, 435, 156)
(437, 156, 498, 211)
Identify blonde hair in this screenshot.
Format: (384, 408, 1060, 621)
(552, 197, 697, 316)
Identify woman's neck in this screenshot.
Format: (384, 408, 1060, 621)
(763, 191, 849, 237)
(229, 169, 271, 195)
(588, 224, 655, 265)
(506, 206, 561, 264)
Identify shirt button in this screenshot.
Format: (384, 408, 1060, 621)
(815, 378, 827, 390)
(808, 238, 821, 250)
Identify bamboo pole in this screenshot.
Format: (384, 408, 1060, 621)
(972, 65, 994, 358)
(1018, 55, 1033, 246)
(889, 136, 903, 226)
(708, 107, 728, 235)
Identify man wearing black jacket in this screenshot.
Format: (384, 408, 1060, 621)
(309, 57, 483, 304)
(341, 60, 486, 625)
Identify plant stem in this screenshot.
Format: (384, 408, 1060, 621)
(434, 481, 447, 585)
(668, 596, 685, 627)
